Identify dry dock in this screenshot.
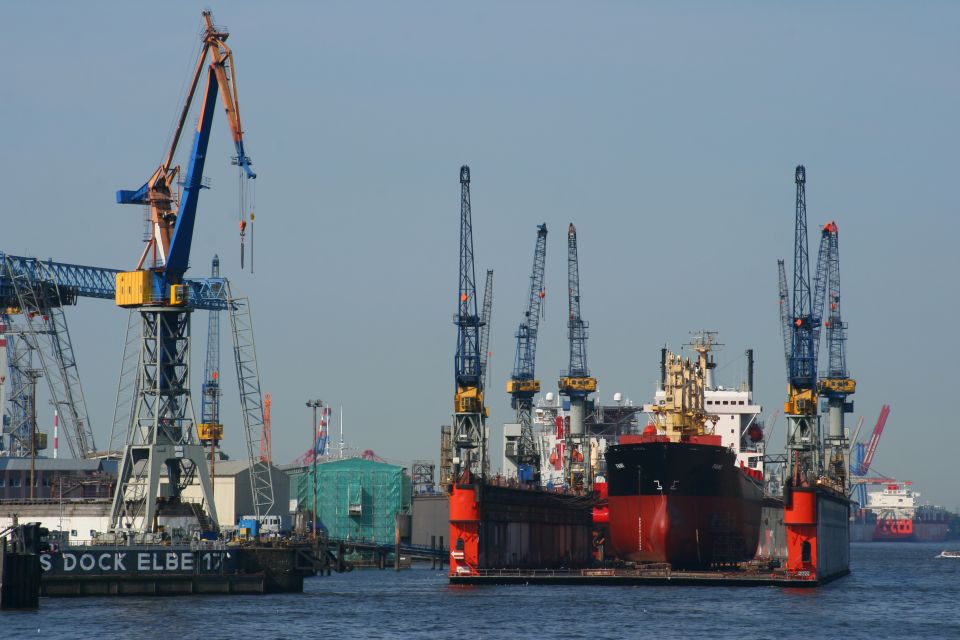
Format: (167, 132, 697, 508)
(450, 565, 849, 588)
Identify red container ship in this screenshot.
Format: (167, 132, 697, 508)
(606, 334, 769, 568)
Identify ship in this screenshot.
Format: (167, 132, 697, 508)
(606, 333, 771, 568)
(851, 482, 949, 542)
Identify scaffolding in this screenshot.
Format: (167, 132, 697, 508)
(296, 458, 411, 546)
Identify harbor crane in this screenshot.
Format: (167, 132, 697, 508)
(780, 166, 852, 491)
(506, 224, 548, 484)
(558, 223, 596, 491)
(451, 165, 487, 483)
(816, 222, 855, 484)
(781, 166, 825, 489)
(109, 11, 269, 536)
(851, 404, 890, 504)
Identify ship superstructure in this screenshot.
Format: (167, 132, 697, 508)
(643, 334, 765, 475)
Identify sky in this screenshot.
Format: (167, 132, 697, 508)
(2, 2, 959, 506)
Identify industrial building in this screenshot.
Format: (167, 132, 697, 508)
(181, 460, 290, 528)
(0, 458, 115, 501)
(411, 493, 448, 551)
(290, 457, 411, 546)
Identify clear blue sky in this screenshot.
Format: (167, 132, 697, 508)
(2, 2, 958, 505)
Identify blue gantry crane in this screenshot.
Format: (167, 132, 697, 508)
(451, 165, 487, 483)
(558, 223, 596, 490)
(506, 224, 548, 484)
(0, 253, 228, 459)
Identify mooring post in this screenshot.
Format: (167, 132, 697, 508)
(394, 512, 401, 571)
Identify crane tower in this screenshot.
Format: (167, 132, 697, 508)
(817, 222, 855, 484)
(451, 165, 486, 482)
(506, 224, 548, 484)
(558, 223, 596, 490)
(783, 166, 823, 487)
(110, 11, 256, 535)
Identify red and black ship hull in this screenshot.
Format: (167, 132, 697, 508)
(606, 438, 764, 568)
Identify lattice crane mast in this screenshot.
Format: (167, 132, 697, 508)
(109, 11, 258, 535)
(507, 224, 548, 483)
(558, 223, 596, 490)
(816, 222, 855, 484)
(451, 165, 486, 483)
(782, 165, 828, 488)
(777, 259, 791, 378)
(199, 255, 224, 453)
(479, 269, 494, 386)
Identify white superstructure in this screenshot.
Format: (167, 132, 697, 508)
(865, 483, 919, 519)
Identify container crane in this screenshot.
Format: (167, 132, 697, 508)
(451, 165, 486, 483)
(110, 11, 259, 535)
(558, 223, 596, 490)
(506, 224, 548, 484)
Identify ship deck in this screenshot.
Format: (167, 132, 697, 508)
(450, 566, 849, 587)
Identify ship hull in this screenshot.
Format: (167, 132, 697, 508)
(606, 440, 764, 568)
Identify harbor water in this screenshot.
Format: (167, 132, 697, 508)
(4, 542, 957, 639)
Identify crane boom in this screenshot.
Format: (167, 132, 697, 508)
(479, 269, 493, 384)
(789, 166, 819, 392)
(565, 224, 590, 379)
(777, 259, 791, 377)
(859, 405, 890, 475)
(116, 10, 254, 283)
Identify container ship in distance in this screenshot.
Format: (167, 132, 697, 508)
(851, 482, 949, 542)
(606, 333, 769, 568)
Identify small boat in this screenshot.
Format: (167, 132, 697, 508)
(937, 550, 960, 558)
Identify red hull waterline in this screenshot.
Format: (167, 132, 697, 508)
(606, 438, 765, 569)
(607, 494, 763, 567)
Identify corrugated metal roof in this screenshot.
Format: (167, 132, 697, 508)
(0, 457, 104, 472)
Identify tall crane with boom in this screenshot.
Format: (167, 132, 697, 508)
(451, 166, 486, 483)
(782, 166, 826, 488)
(817, 222, 855, 484)
(506, 224, 548, 484)
(558, 223, 596, 490)
(110, 11, 258, 535)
